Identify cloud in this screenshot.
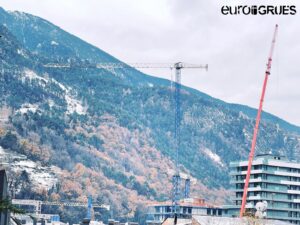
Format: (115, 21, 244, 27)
(1, 0, 300, 125)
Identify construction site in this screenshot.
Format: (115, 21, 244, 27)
(0, 1, 299, 225)
(0, 24, 298, 225)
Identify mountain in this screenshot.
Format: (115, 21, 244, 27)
(0, 7, 300, 223)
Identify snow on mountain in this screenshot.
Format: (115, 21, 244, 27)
(202, 147, 224, 167)
(21, 69, 86, 115)
(16, 103, 38, 114)
(17, 48, 27, 57)
(51, 40, 59, 46)
(23, 69, 48, 84)
(0, 146, 57, 191)
(65, 94, 86, 115)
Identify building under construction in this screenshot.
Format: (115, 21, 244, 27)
(146, 198, 222, 225)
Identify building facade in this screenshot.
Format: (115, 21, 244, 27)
(0, 169, 9, 225)
(146, 198, 222, 225)
(223, 153, 300, 224)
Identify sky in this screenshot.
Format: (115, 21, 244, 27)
(1, 0, 300, 125)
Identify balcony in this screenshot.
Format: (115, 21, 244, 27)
(232, 195, 262, 201)
(274, 171, 300, 178)
(230, 178, 262, 184)
(232, 196, 292, 203)
(229, 169, 263, 176)
(288, 190, 300, 195)
(281, 180, 300, 186)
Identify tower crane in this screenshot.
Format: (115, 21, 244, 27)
(240, 24, 278, 217)
(171, 62, 207, 218)
(43, 61, 208, 218)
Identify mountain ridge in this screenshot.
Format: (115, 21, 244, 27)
(2, 7, 300, 135)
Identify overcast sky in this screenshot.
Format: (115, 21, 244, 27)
(1, 0, 300, 125)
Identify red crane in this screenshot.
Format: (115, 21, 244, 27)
(240, 24, 279, 217)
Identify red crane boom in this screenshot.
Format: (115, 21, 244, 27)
(240, 24, 279, 217)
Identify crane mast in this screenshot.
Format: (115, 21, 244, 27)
(172, 63, 183, 217)
(174, 63, 182, 173)
(240, 24, 278, 217)
(171, 62, 208, 218)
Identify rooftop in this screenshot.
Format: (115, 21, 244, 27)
(230, 152, 300, 168)
(193, 216, 292, 225)
(161, 216, 292, 225)
(255, 153, 287, 161)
